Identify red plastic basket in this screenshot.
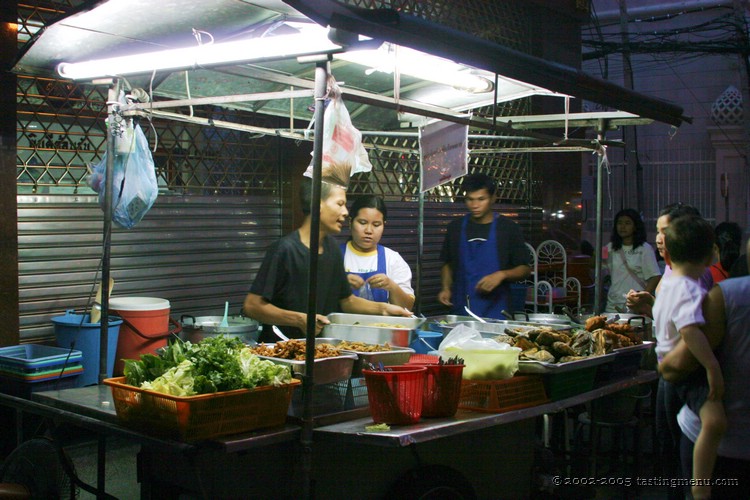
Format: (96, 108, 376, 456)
(410, 363, 465, 418)
(459, 375, 548, 413)
(362, 366, 427, 425)
(407, 354, 440, 364)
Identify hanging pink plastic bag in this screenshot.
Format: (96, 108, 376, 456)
(304, 77, 372, 188)
(88, 121, 158, 229)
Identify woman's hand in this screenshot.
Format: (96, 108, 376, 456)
(347, 273, 365, 291)
(367, 273, 392, 291)
(625, 289, 654, 316)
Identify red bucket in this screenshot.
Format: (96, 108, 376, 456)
(109, 297, 181, 375)
(363, 366, 427, 425)
(417, 363, 465, 418)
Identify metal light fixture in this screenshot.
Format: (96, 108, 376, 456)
(57, 23, 345, 80)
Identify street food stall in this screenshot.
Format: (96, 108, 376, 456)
(4, 0, 689, 497)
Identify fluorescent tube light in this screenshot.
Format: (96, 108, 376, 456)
(58, 24, 344, 80)
(335, 43, 494, 93)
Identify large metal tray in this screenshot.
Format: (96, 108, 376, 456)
(517, 352, 616, 374)
(254, 338, 357, 385)
(323, 313, 424, 347)
(423, 315, 502, 332)
(333, 341, 415, 377)
(432, 320, 573, 337)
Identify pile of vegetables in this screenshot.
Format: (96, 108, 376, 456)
(123, 336, 293, 396)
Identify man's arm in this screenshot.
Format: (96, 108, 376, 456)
(339, 294, 412, 317)
(476, 264, 531, 294)
(438, 263, 453, 306)
(243, 293, 328, 335)
(660, 285, 726, 382)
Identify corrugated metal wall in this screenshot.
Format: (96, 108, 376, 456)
(17, 195, 282, 342)
(18, 195, 539, 340)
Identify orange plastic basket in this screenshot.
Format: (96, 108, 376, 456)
(458, 375, 548, 413)
(363, 366, 427, 425)
(103, 377, 300, 442)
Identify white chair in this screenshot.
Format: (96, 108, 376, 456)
(532, 240, 581, 313)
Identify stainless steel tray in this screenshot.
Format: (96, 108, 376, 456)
(254, 338, 357, 385)
(327, 313, 425, 330)
(423, 315, 503, 332)
(433, 320, 573, 337)
(517, 351, 616, 374)
(323, 313, 424, 347)
(335, 342, 415, 377)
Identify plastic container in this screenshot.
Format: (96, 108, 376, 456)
(104, 377, 300, 442)
(52, 310, 122, 387)
(441, 347, 520, 380)
(362, 366, 427, 425)
(543, 366, 598, 401)
(409, 330, 443, 354)
(109, 297, 178, 376)
(415, 363, 465, 417)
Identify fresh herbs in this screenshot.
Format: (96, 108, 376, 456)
(123, 336, 292, 396)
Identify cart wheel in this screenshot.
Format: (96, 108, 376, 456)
(386, 464, 476, 499)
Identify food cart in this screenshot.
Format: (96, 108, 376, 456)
(5, 0, 687, 497)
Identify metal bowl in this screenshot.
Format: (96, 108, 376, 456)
(179, 314, 260, 343)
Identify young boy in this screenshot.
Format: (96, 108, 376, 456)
(653, 215, 727, 500)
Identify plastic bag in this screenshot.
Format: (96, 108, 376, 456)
(304, 78, 372, 188)
(88, 121, 158, 229)
(438, 324, 521, 380)
(439, 324, 517, 352)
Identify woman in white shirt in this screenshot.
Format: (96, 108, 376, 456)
(603, 208, 661, 312)
(341, 196, 415, 309)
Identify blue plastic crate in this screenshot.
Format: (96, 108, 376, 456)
(0, 344, 83, 371)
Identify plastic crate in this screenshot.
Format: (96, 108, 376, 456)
(288, 377, 369, 417)
(459, 376, 548, 413)
(0, 372, 80, 399)
(0, 363, 83, 382)
(0, 344, 82, 371)
(543, 366, 598, 401)
(103, 377, 300, 442)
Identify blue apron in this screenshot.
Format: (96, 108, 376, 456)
(452, 215, 509, 318)
(341, 242, 389, 303)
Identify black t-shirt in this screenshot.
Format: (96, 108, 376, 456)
(250, 231, 352, 340)
(440, 215, 530, 280)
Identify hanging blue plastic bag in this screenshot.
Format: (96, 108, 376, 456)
(88, 121, 158, 229)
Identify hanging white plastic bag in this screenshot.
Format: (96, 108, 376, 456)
(88, 121, 158, 229)
(438, 323, 521, 380)
(304, 77, 372, 188)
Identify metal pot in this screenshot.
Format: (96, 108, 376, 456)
(502, 310, 572, 327)
(179, 314, 260, 343)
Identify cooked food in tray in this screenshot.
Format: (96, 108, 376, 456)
(336, 340, 393, 352)
(249, 339, 341, 360)
(497, 321, 643, 364)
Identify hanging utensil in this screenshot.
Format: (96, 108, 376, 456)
(271, 325, 290, 341)
(219, 301, 230, 329)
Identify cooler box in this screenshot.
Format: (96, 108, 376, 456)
(109, 297, 179, 375)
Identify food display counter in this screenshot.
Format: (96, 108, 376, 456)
(0, 370, 656, 498)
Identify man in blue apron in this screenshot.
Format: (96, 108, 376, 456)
(438, 173, 531, 319)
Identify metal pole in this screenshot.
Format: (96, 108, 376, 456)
(302, 59, 329, 500)
(416, 191, 424, 316)
(593, 120, 606, 314)
(100, 80, 120, 383)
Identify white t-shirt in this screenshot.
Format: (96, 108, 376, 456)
(342, 242, 414, 297)
(604, 242, 661, 312)
(652, 274, 706, 362)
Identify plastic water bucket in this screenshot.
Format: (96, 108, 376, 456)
(409, 330, 443, 354)
(52, 310, 122, 387)
(109, 297, 180, 375)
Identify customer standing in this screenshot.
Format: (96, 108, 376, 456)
(438, 173, 531, 319)
(602, 208, 661, 312)
(244, 178, 411, 343)
(660, 239, 750, 499)
(710, 221, 742, 284)
(341, 195, 415, 309)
